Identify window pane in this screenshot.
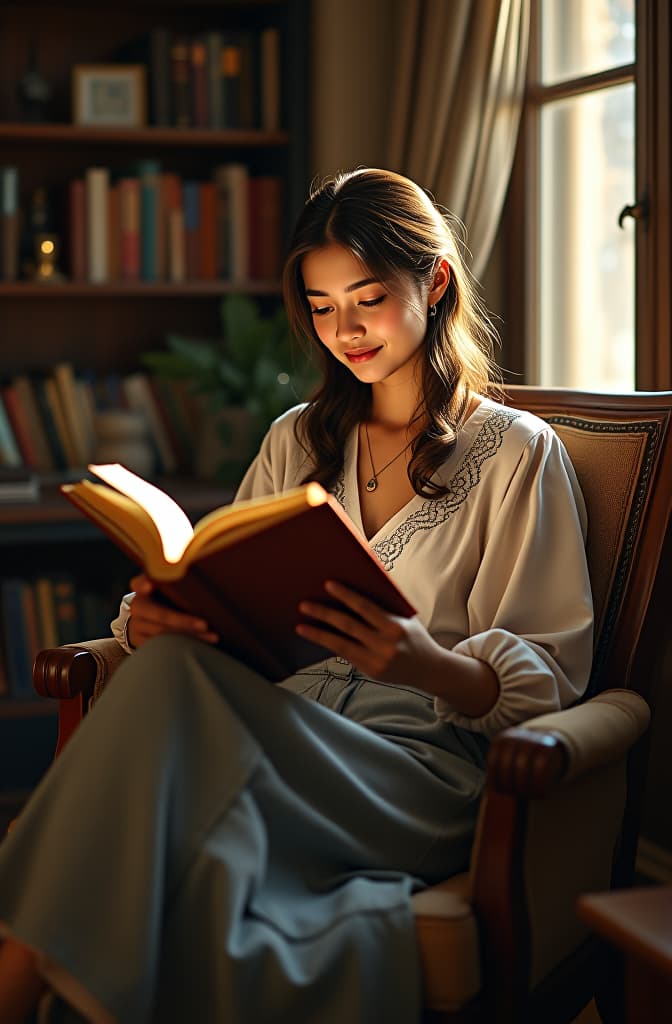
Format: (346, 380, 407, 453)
(541, 0, 635, 83)
(539, 85, 635, 390)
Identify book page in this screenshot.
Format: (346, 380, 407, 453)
(89, 463, 194, 563)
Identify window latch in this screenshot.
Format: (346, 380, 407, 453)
(618, 199, 649, 229)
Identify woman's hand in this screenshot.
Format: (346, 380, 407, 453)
(295, 580, 444, 686)
(296, 580, 499, 716)
(127, 574, 219, 649)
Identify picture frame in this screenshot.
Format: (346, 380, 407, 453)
(72, 64, 147, 127)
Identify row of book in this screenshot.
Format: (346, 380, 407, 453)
(121, 25, 282, 131)
(0, 574, 119, 700)
(3, 162, 283, 285)
(0, 363, 203, 480)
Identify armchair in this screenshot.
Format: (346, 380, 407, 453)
(32, 386, 672, 1023)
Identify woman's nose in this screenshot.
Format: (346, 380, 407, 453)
(335, 308, 365, 341)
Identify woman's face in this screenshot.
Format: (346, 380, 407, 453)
(301, 243, 429, 387)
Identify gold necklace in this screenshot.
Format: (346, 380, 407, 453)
(364, 421, 415, 492)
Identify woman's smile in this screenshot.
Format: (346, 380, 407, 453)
(344, 346, 383, 363)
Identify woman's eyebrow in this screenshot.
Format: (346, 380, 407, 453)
(305, 277, 378, 297)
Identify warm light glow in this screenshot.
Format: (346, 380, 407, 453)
(89, 464, 194, 563)
(40, 239, 55, 255)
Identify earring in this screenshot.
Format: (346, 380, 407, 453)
(428, 304, 437, 317)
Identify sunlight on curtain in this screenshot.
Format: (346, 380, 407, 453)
(538, 1, 635, 390)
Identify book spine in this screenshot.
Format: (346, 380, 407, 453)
(118, 177, 141, 281)
(260, 27, 281, 132)
(85, 166, 110, 283)
(139, 160, 161, 281)
(122, 372, 178, 474)
(51, 575, 81, 646)
(43, 376, 79, 468)
(150, 27, 172, 126)
(34, 576, 59, 650)
(32, 378, 69, 471)
(68, 178, 86, 282)
(170, 35, 192, 128)
(183, 180, 200, 280)
(205, 32, 223, 129)
(248, 175, 283, 281)
(0, 391, 24, 467)
(107, 182, 120, 282)
(11, 374, 56, 473)
(52, 362, 93, 467)
(1, 383, 40, 468)
(198, 181, 217, 280)
(220, 34, 243, 129)
(219, 163, 249, 283)
(0, 579, 34, 698)
(164, 173, 185, 283)
(190, 36, 209, 128)
(0, 165, 19, 281)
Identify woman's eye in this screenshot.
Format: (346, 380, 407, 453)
(310, 306, 331, 317)
(360, 296, 385, 308)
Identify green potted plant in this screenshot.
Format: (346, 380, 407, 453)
(143, 295, 317, 483)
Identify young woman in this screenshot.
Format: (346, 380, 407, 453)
(0, 168, 593, 1023)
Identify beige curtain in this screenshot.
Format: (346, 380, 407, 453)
(386, 0, 529, 277)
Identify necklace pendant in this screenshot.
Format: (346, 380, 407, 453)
(366, 477, 378, 492)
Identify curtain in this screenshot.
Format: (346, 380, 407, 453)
(386, 0, 529, 278)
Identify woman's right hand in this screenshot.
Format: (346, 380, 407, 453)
(126, 573, 219, 649)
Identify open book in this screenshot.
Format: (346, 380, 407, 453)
(61, 465, 415, 681)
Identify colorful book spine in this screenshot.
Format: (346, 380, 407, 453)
(248, 175, 283, 280)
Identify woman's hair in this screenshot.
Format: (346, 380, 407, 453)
(283, 167, 501, 498)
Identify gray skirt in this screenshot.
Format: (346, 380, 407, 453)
(0, 636, 488, 1024)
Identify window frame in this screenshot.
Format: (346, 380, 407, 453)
(500, 0, 671, 390)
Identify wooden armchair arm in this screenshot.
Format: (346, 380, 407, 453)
(33, 638, 130, 756)
(467, 689, 651, 1021)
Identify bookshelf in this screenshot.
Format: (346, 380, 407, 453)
(0, 0, 309, 814)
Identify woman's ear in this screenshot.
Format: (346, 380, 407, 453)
(428, 257, 451, 308)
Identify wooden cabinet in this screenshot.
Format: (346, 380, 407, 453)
(0, 0, 309, 812)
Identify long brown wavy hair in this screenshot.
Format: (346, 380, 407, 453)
(283, 168, 501, 499)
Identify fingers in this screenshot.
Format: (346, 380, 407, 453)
(127, 587, 219, 649)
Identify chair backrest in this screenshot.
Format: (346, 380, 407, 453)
(501, 386, 672, 704)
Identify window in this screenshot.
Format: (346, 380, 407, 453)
(505, 0, 671, 391)
(535, 1, 635, 389)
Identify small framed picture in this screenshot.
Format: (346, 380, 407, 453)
(72, 64, 147, 127)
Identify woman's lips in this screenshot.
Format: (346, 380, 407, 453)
(344, 346, 382, 363)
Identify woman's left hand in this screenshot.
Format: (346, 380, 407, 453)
(295, 580, 443, 685)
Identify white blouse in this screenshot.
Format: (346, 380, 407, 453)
(112, 395, 594, 739)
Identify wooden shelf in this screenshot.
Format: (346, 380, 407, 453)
(0, 701, 58, 719)
(0, 478, 235, 527)
(0, 123, 290, 147)
(0, 280, 282, 298)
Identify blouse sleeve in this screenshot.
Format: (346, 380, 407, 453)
(434, 428, 594, 737)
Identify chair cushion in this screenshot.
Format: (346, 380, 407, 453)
(412, 871, 481, 1011)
